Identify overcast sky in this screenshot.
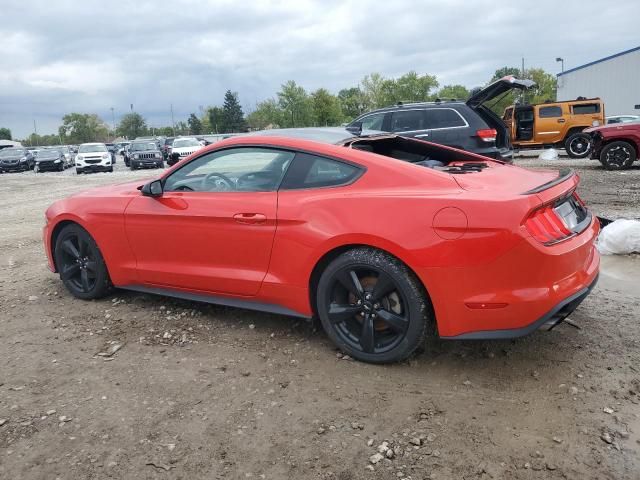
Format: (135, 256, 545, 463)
(2, 0, 639, 138)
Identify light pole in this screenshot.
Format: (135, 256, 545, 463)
(110, 107, 116, 137)
(556, 57, 564, 73)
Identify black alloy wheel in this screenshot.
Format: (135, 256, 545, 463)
(317, 248, 430, 363)
(54, 224, 111, 299)
(600, 141, 636, 170)
(565, 133, 592, 159)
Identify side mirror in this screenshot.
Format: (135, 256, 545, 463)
(140, 179, 163, 197)
(346, 121, 363, 136)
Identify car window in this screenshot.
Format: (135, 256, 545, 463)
(572, 103, 600, 115)
(359, 113, 386, 130)
(538, 106, 563, 118)
(391, 110, 425, 132)
(163, 147, 294, 193)
(424, 108, 466, 129)
(280, 153, 361, 190)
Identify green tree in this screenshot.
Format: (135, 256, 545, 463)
(360, 73, 386, 109)
(380, 71, 439, 105)
(207, 106, 224, 133)
(337, 87, 368, 120)
(175, 121, 189, 135)
(484, 66, 557, 116)
(0, 128, 11, 140)
(310, 88, 343, 126)
(24, 133, 62, 146)
(116, 113, 147, 139)
(435, 84, 470, 101)
(277, 81, 313, 127)
(60, 113, 110, 143)
(246, 99, 283, 130)
(221, 91, 246, 133)
(188, 113, 203, 135)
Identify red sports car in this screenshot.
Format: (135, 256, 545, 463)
(43, 128, 600, 363)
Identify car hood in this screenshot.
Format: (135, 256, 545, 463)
(466, 76, 536, 108)
(584, 122, 640, 134)
(130, 149, 159, 154)
(0, 154, 24, 160)
(70, 180, 147, 199)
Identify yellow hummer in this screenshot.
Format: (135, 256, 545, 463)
(503, 98, 605, 158)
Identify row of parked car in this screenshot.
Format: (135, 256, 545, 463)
(2, 77, 639, 174)
(0, 134, 241, 174)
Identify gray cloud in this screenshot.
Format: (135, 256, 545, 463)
(2, 0, 639, 137)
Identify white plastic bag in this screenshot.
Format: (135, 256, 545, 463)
(538, 149, 559, 161)
(597, 219, 640, 255)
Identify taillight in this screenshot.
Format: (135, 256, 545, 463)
(476, 129, 497, 142)
(524, 204, 573, 245)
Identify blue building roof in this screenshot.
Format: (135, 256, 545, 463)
(557, 45, 640, 77)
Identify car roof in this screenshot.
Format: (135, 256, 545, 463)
(359, 101, 467, 116)
(245, 127, 385, 144)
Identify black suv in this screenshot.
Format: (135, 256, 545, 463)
(347, 76, 534, 162)
(127, 141, 164, 170)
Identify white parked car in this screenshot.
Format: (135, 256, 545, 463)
(606, 115, 640, 124)
(168, 137, 203, 164)
(75, 143, 113, 174)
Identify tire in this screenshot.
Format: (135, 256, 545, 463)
(108, 166, 114, 173)
(53, 224, 111, 300)
(316, 247, 431, 364)
(58, 163, 64, 172)
(565, 132, 592, 158)
(600, 141, 636, 170)
(130, 163, 137, 170)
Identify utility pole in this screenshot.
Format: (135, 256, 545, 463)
(110, 107, 116, 136)
(521, 57, 526, 104)
(170, 104, 176, 136)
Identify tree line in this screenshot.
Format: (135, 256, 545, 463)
(6, 66, 557, 145)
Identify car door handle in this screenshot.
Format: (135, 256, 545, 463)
(233, 213, 267, 225)
(557, 119, 566, 123)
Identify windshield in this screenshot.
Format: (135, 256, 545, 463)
(130, 142, 157, 151)
(173, 139, 200, 148)
(0, 149, 26, 158)
(78, 144, 107, 153)
(38, 150, 60, 159)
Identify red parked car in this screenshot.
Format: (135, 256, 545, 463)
(43, 128, 600, 363)
(585, 121, 640, 169)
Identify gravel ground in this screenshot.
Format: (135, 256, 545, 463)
(0, 155, 639, 479)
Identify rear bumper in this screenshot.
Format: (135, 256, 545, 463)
(442, 273, 598, 339)
(419, 215, 600, 338)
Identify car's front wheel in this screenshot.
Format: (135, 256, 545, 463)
(316, 248, 431, 364)
(53, 224, 111, 300)
(565, 133, 592, 158)
(600, 141, 636, 170)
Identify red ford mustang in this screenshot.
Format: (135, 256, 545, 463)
(43, 128, 600, 363)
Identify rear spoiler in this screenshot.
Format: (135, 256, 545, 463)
(521, 169, 575, 195)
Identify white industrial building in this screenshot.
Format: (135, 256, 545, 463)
(557, 46, 640, 117)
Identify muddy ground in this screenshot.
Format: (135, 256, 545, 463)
(1, 155, 639, 480)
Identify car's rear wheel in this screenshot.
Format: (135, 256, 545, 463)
(600, 141, 636, 170)
(565, 133, 592, 158)
(316, 248, 431, 364)
(54, 224, 111, 300)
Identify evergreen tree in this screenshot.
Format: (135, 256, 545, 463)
(221, 91, 246, 133)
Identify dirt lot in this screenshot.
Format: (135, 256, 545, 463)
(1, 156, 639, 480)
